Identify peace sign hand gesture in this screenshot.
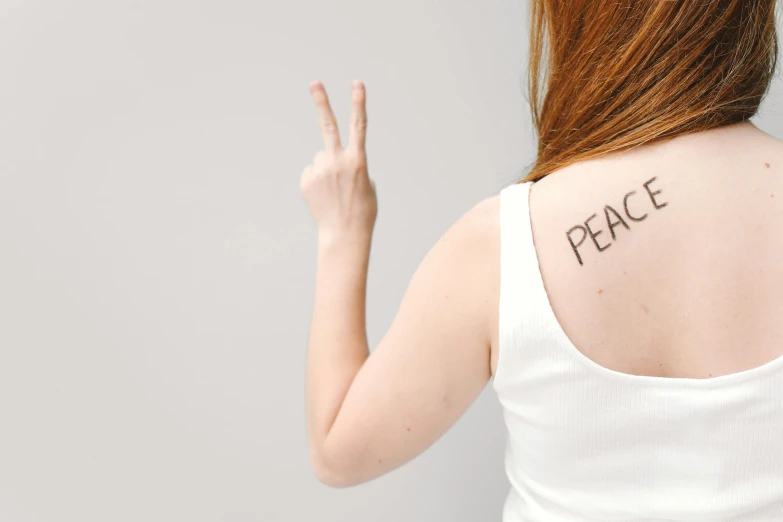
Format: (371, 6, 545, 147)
(301, 80, 377, 244)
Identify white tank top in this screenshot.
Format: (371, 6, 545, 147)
(494, 180, 783, 521)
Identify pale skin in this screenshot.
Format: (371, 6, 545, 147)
(301, 81, 499, 488)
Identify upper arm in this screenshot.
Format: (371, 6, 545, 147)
(317, 194, 500, 488)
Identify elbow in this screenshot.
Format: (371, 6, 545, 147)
(311, 460, 347, 488)
(310, 450, 357, 489)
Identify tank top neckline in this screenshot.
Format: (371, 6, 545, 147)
(517, 179, 783, 388)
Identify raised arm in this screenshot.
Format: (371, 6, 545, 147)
(300, 81, 498, 488)
(311, 196, 498, 487)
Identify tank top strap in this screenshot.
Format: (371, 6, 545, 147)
(497, 181, 568, 381)
(499, 181, 554, 320)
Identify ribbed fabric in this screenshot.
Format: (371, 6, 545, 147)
(494, 181, 783, 521)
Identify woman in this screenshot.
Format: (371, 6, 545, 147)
(300, 0, 782, 519)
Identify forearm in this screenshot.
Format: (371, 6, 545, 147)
(305, 232, 372, 465)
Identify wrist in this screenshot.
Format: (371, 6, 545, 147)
(318, 228, 373, 251)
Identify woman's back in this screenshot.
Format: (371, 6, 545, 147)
(490, 122, 783, 521)
(491, 122, 783, 380)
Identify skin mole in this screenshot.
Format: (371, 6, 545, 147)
(566, 176, 669, 266)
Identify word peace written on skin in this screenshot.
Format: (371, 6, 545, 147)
(566, 176, 668, 266)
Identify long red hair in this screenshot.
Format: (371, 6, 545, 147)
(521, 0, 779, 183)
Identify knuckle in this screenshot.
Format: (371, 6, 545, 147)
(347, 151, 366, 167)
(317, 164, 336, 177)
(313, 150, 326, 165)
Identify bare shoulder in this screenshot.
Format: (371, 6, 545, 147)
(454, 192, 501, 233)
(433, 192, 501, 359)
(446, 193, 502, 373)
(446, 193, 500, 285)
(439, 193, 500, 259)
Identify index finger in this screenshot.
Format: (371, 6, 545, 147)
(309, 81, 342, 151)
(348, 80, 367, 152)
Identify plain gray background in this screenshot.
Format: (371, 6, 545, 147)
(0, 1, 780, 521)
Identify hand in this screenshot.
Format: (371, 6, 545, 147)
(301, 80, 377, 243)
